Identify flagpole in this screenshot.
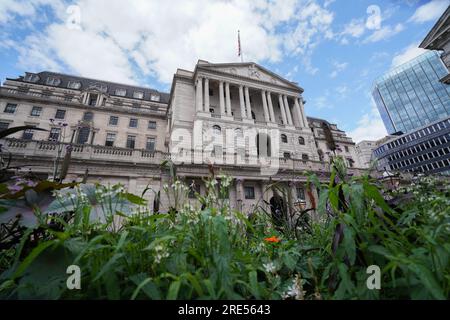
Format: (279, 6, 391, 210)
(238, 30, 243, 62)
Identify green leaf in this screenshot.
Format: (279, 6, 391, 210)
(248, 271, 261, 299)
(408, 264, 446, 300)
(167, 280, 181, 300)
(93, 253, 124, 282)
(13, 240, 56, 279)
(123, 193, 147, 206)
(129, 273, 162, 300)
(343, 227, 356, 265)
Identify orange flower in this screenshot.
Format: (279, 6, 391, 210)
(264, 236, 281, 243)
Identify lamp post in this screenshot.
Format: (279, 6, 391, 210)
(50, 118, 69, 182)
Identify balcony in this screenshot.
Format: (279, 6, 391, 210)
(2, 139, 365, 176)
(1, 139, 169, 165)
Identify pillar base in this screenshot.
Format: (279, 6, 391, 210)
(196, 111, 211, 118)
(242, 119, 254, 124)
(285, 125, 296, 130)
(222, 115, 234, 121)
(267, 122, 278, 128)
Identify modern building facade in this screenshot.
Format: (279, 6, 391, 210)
(372, 51, 450, 134)
(372, 8, 450, 176)
(0, 62, 364, 213)
(373, 116, 450, 175)
(420, 5, 450, 84)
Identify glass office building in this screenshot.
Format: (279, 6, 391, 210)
(372, 51, 450, 134)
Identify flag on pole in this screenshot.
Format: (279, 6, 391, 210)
(238, 30, 243, 62)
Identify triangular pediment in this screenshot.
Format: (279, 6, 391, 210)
(198, 62, 302, 91)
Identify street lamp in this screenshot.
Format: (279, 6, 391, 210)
(294, 199, 307, 211)
(50, 118, 69, 181)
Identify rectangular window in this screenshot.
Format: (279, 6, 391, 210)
(0, 122, 10, 131)
(4, 103, 17, 113)
(55, 109, 66, 119)
(296, 187, 305, 200)
(148, 121, 157, 129)
(146, 137, 156, 151)
(126, 135, 136, 149)
(115, 88, 126, 96)
(129, 118, 138, 128)
(345, 146, 349, 152)
(133, 91, 144, 99)
(22, 129, 34, 140)
(188, 182, 200, 199)
(30, 106, 42, 117)
(49, 128, 61, 141)
(109, 116, 119, 126)
(105, 133, 116, 147)
(244, 186, 255, 199)
(88, 94, 98, 106)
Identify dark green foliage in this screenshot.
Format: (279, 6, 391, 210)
(0, 157, 448, 299)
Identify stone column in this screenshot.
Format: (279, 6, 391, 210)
(219, 81, 225, 116)
(204, 78, 209, 112)
(245, 86, 252, 119)
(236, 178, 244, 211)
(225, 82, 232, 116)
(284, 95, 293, 126)
(239, 85, 246, 119)
(278, 94, 287, 125)
(261, 90, 270, 123)
(294, 97, 305, 127)
(267, 91, 275, 123)
(195, 77, 203, 112)
(299, 97, 309, 128)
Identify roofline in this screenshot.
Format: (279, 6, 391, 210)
(17, 71, 169, 95)
(419, 5, 450, 49)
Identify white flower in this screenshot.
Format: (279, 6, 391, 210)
(283, 274, 304, 300)
(263, 262, 276, 273)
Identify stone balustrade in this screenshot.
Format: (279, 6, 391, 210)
(2, 138, 169, 165)
(2, 139, 365, 176)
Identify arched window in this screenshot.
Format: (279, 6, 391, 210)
(281, 134, 288, 143)
(213, 125, 221, 135)
(234, 128, 243, 137)
(302, 154, 309, 161)
(298, 136, 305, 145)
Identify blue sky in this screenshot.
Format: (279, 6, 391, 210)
(0, 0, 449, 142)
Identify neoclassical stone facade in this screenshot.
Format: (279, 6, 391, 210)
(0, 61, 363, 212)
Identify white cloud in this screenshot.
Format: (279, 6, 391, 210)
(0, 0, 66, 24)
(341, 19, 366, 38)
(311, 89, 333, 109)
(391, 42, 426, 67)
(348, 104, 388, 143)
(324, 0, 336, 8)
(4, 0, 335, 84)
(335, 85, 348, 98)
(409, 0, 449, 23)
(339, 5, 404, 44)
(363, 23, 404, 43)
(329, 61, 348, 78)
